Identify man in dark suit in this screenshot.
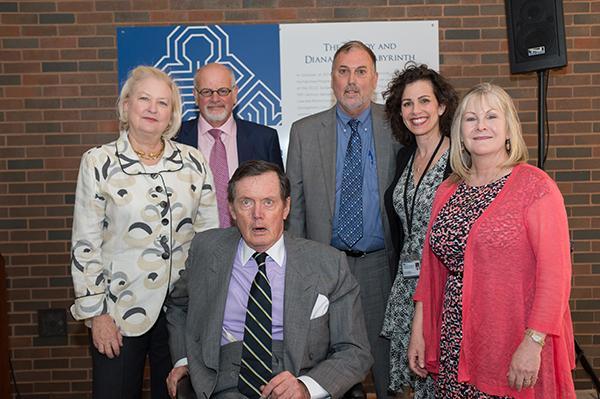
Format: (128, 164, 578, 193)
(286, 41, 401, 398)
(165, 160, 372, 399)
(176, 63, 283, 227)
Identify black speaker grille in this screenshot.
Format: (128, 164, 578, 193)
(505, 0, 568, 74)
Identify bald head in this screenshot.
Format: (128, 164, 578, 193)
(193, 63, 238, 127)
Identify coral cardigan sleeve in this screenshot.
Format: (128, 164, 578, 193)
(524, 178, 572, 336)
(413, 180, 454, 373)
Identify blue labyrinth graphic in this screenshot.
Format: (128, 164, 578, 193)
(117, 25, 281, 126)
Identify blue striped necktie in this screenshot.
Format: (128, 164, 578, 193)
(238, 252, 272, 398)
(338, 118, 364, 248)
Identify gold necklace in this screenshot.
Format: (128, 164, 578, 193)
(133, 139, 165, 161)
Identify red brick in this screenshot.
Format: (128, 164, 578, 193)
(4, 62, 42, 73)
(22, 74, 60, 86)
(40, 37, 77, 49)
(59, 24, 96, 36)
(4, 86, 42, 98)
(76, 12, 114, 24)
(0, 25, 20, 36)
(1, 13, 38, 24)
(0, 50, 21, 61)
(43, 86, 80, 96)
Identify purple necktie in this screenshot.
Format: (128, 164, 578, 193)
(208, 129, 231, 227)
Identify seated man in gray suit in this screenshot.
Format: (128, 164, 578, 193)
(165, 160, 373, 399)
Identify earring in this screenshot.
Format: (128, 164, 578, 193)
(505, 138, 511, 152)
(460, 141, 466, 153)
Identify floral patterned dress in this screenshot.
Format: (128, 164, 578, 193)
(429, 176, 513, 399)
(381, 150, 448, 398)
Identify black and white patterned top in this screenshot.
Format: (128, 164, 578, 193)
(70, 133, 218, 336)
(381, 149, 449, 396)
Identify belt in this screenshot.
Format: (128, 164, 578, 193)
(342, 249, 383, 258)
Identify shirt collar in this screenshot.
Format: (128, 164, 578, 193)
(335, 103, 372, 127)
(115, 131, 183, 175)
(198, 114, 235, 137)
(240, 234, 285, 268)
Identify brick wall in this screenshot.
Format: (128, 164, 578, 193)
(1, 0, 598, 397)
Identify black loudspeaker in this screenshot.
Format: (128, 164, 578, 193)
(505, 0, 568, 74)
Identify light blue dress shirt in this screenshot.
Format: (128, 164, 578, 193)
(331, 105, 385, 252)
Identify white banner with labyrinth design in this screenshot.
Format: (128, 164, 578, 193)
(117, 21, 438, 159)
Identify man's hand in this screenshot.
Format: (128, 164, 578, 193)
(166, 365, 189, 399)
(507, 336, 542, 391)
(91, 314, 123, 359)
(260, 371, 310, 399)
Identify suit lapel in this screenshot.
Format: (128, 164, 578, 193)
(235, 118, 251, 164)
(282, 235, 316, 373)
(317, 106, 337, 216)
(203, 229, 240, 369)
(371, 104, 394, 209)
(179, 119, 199, 147)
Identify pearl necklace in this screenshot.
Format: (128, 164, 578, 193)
(133, 140, 165, 161)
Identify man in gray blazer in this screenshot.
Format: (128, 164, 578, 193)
(166, 160, 372, 399)
(286, 41, 400, 398)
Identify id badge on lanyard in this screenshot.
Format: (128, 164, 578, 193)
(401, 260, 421, 278)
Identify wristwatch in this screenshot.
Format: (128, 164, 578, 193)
(525, 328, 545, 347)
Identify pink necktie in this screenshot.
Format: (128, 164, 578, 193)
(208, 129, 232, 227)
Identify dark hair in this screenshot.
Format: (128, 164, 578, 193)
(227, 160, 290, 203)
(332, 40, 377, 71)
(383, 64, 458, 146)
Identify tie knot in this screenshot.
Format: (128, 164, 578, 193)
(348, 119, 360, 132)
(252, 252, 267, 267)
(208, 128, 222, 140)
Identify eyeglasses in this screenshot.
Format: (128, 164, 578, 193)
(195, 87, 233, 97)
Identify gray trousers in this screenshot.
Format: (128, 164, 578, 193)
(345, 249, 392, 398)
(212, 340, 285, 399)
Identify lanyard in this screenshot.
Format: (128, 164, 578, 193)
(403, 135, 445, 236)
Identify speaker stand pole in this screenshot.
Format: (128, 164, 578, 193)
(537, 69, 547, 170)
(538, 69, 600, 397)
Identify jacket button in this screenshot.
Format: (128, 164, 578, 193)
(161, 218, 169, 225)
(161, 252, 170, 260)
(156, 186, 163, 192)
(160, 200, 168, 208)
(150, 173, 158, 179)
(308, 352, 313, 360)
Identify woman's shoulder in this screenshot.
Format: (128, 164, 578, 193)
(169, 139, 205, 159)
(510, 162, 564, 202)
(512, 162, 557, 188)
(80, 137, 120, 161)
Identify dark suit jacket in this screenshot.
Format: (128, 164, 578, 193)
(175, 117, 284, 170)
(383, 143, 453, 273)
(165, 229, 372, 399)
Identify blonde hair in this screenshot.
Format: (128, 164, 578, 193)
(117, 66, 182, 139)
(449, 82, 528, 181)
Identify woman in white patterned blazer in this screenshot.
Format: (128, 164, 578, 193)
(70, 66, 218, 398)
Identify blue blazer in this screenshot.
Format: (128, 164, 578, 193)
(175, 117, 284, 170)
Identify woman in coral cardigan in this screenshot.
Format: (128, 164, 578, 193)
(408, 83, 576, 398)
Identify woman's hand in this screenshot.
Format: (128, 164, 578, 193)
(408, 301, 428, 378)
(408, 330, 428, 378)
(91, 314, 123, 359)
(507, 334, 543, 391)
